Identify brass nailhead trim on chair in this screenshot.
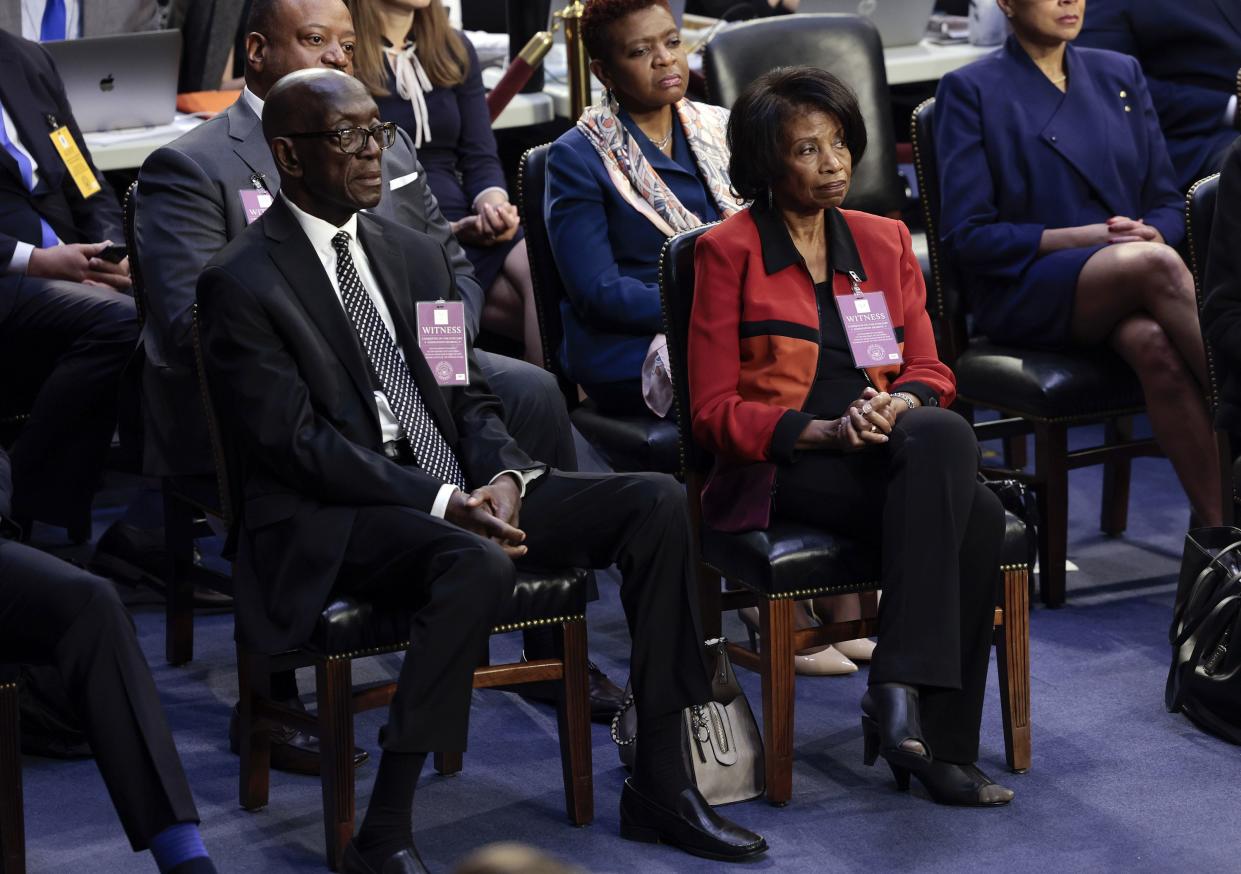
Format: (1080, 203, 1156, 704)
(1185, 173, 1224, 417)
(757, 562, 1027, 602)
(323, 613, 587, 661)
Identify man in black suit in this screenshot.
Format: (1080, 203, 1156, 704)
(198, 69, 767, 872)
(136, 0, 620, 776)
(0, 448, 218, 874)
(0, 29, 137, 539)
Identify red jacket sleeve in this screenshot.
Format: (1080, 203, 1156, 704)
(890, 221, 957, 407)
(689, 230, 803, 462)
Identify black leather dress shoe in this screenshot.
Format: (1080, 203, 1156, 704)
(341, 840, 429, 874)
(228, 703, 368, 776)
(91, 522, 233, 608)
(619, 779, 768, 862)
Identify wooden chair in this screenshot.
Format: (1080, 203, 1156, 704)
(703, 13, 905, 218)
(190, 308, 593, 870)
(0, 669, 22, 874)
(517, 144, 681, 474)
(123, 181, 233, 665)
(1184, 173, 1237, 523)
(911, 98, 1163, 607)
(658, 226, 1032, 805)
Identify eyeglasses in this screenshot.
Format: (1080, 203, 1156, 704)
(283, 122, 398, 155)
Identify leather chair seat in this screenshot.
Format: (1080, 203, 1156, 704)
(570, 402, 680, 473)
(956, 342, 1145, 420)
(702, 521, 880, 597)
(308, 568, 589, 655)
(703, 511, 1030, 599)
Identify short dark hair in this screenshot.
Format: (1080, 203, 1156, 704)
(245, 0, 280, 37)
(581, 0, 672, 61)
(727, 66, 868, 202)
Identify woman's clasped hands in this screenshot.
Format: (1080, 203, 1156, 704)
(796, 387, 905, 451)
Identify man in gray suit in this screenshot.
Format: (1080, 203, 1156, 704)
(0, 0, 161, 39)
(135, 0, 614, 773)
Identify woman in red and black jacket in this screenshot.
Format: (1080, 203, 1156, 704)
(688, 67, 1012, 807)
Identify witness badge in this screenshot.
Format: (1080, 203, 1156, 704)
(834, 272, 902, 368)
(416, 300, 469, 386)
(239, 189, 273, 224)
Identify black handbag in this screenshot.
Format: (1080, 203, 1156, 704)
(1165, 527, 1241, 744)
(611, 637, 765, 805)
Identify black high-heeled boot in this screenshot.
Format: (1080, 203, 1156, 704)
(885, 760, 1015, 807)
(861, 683, 933, 774)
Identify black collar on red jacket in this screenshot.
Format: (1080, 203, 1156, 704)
(751, 201, 867, 282)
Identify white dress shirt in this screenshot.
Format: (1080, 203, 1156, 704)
(21, 0, 81, 40)
(0, 101, 61, 274)
(281, 194, 536, 517)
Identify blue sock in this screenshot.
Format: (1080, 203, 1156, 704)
(148, 823, 208, 874)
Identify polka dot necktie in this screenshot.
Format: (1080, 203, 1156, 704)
(331, 231, 466, 489)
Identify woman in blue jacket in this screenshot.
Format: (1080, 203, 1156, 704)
(546, 0, 738, 416)
(935, 0, 1221, 527)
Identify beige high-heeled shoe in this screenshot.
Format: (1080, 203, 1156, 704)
(809, 594, 876, 663)
(737, 605, 858, 676)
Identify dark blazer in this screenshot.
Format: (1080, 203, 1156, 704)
(375, 35, 507, 222)
(0, 30, 120, 276)
(1202, 139, 1241, 432)
(545, 112, 722, 390)
(198, 198, 537, 652)
(135, 95, 482, 477)
(935, 38, 1184, 345)
(1077, 0, 1241, 188)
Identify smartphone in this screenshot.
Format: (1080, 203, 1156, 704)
(99, 243, 128, 264)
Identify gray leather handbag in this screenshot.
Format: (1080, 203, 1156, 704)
(611, 637, 765, 805)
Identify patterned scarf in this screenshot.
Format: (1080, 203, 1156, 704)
(575, 97, 740, 236)
(384, 42, 433, 148)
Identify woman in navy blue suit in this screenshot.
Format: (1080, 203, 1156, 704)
(545, 0, 738, 416)
(935, 0, 1221, 526)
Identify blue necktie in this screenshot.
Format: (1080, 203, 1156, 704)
(0, 113, 60, 248)
(40, 0, 67, 41)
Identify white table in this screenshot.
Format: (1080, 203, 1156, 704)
(84, 91, 555, 172)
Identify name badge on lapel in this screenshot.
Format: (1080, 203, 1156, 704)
(239, 189, 273, 223)
(47, 122, 100, 199)
(415, 300, 469, 386)
(833, 271, 902, 368)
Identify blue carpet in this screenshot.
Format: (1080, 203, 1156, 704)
(17, 424, 1241, 873)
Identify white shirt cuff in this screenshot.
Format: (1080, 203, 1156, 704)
(490, 468, 543, 497)
(1226, 95, 1238, 128)
(471, 186, 509, 210)
(430, 483, 459, 519)
(7, 242, 34, 274)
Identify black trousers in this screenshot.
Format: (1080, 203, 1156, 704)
(477, 350, 577, 472)
(0, 275, 138, 531)
(0, 538, 199, 849)
(333, 470, 710, 753)
(772, 407, 1004, 763)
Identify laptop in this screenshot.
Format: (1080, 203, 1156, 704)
(796, 0, 938, 47)
(41, 30, 181, 133)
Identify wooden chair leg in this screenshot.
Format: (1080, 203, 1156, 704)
(236, 646, 271, 811)
(758, 597, 796, 805)
(0, 681, 25, 874)
(1100, 418, 1133, 536)
(433, 752, 462, 776)
(555, 619, 594, 825)
(1003, 435, 1028, 471)
(1034, 423, 1070, 608)
(316, 658, 355, 873)
(164, 487, 194, 666)
(995, 568, 1032, 773)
